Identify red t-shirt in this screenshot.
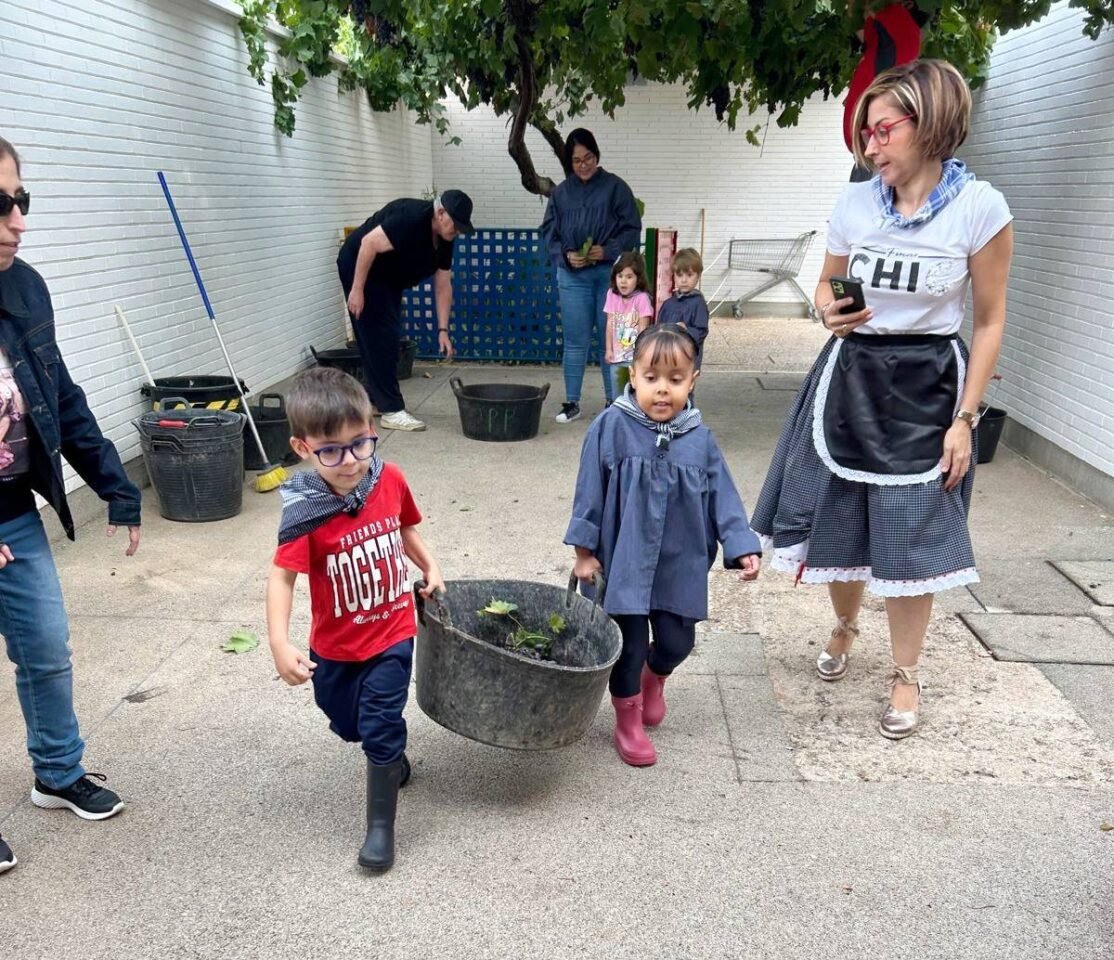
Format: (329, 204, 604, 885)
(274, 464, 422, 662)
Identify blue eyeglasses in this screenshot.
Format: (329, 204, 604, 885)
(311, 435, 377, 468)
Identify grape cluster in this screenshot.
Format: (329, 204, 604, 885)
(349, 1, 398, 44)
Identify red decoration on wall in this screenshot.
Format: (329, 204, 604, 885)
(842, 3, 924, 153)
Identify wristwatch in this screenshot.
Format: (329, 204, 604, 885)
(955, 408, 980, 428)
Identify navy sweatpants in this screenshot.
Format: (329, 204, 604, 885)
(309, 639, 413, 765)
(609, 611, 696, 698)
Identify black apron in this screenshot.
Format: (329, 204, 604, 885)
(821, 333, 960, 478)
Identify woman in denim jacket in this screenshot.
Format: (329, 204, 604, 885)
(0, 137, 142, 874)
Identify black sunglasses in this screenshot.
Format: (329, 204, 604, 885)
(0, 189, 30, 217)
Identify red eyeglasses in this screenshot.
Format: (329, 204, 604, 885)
(860, 114, 915, 147)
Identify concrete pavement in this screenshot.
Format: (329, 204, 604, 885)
(1, 317, 1111, 958)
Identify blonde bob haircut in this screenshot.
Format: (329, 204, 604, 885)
(851, 59, 972, 170)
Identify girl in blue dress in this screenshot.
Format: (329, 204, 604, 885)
(566, 325, 762, 766)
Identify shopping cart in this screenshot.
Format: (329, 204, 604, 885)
(705, 230, 819, 320)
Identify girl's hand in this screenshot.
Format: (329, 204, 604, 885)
(0, 541, 14, 570)
(736, 554, 761, 582)
(272, 642, 316, 686)
(566, 251, 588, 269)
(940, 421, 973, 491)
(574, 554, 602, 582)
(819, 299, 872, 338)
(587, 245, 606, 263)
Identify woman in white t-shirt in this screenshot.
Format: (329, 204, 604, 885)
(751, 60, 1014, 740)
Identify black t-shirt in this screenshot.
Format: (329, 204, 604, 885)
(338, 198, 455, 291)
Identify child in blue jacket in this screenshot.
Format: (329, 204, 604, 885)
(565, 325, 761, 767)
(657, 248, 710, 369)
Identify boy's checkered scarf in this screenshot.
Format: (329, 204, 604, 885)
(873, 158, 974, 229)
(612, 385, 702, 451)
(277, 458, 384, 545)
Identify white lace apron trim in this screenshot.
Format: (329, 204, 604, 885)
(811, 337, 967, 486)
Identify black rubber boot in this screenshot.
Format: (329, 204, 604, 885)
(400, 752, 411, 788)
(358, 758, 402, 871)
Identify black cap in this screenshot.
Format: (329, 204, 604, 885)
(440, 189, 475, 235)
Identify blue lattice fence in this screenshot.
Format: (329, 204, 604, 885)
(402, 228, 563, 363)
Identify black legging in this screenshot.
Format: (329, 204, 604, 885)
(609, 611, 696, 698)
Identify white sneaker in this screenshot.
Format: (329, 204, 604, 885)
(555, 402, 581, 423)
(380, 410, 427, 432)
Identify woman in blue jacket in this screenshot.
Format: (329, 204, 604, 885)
(542, 129, 642, 423)
(0, 137, 142, 874)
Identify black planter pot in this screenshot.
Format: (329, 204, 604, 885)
(450, 378, 549, 442)
(413, 577, 620, 750)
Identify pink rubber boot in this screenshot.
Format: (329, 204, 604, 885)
(611, 695, 657, 766)
(640, 664, 668, 727)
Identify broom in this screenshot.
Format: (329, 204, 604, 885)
(157, 171, 287, 492)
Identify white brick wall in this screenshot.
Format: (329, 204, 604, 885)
(962, 2, 1114, 478)
(0, 0, 433, 490)
(432, 82, 855, 309)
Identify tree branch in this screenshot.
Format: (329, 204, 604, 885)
(531, 114, 570, 178)
(505, 0, 557, 197)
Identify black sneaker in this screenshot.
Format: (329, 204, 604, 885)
(31, 773, 124, 821)
(555, 402, 581, 424)
(0, 833, 15, 874)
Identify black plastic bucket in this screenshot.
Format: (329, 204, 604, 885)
(313, 340, 418, 383)
(977, 406, 1008, 464)
(312, 344, 364, 382)
(243, 394, 299, 472)
(397, 339, 417, 381)
(414, 576, 621, 750)
(141, 376, 247, 411)
(135, 399, 245, 522)
(450, 378, 549, 442)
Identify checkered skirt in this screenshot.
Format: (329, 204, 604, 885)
(750, 335, 979, 596)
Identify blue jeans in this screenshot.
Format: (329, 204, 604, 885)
(557, 266, 614, 404)
(0, 511, 85, 789)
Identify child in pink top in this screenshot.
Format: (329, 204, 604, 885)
(603, 252, 654, 399)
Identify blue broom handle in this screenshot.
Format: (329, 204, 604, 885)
(157, 171, 271, 465)
(157, 171, 216, 322)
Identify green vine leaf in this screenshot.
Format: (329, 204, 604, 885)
(240, 1, 1114, 187)
(223, 630, 260, 654)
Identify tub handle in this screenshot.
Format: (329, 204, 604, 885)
(567, 571, 607, 614)
(449, 377, 464, 398)
(154, 396, 192, 412)
(414, 580, 452, 631)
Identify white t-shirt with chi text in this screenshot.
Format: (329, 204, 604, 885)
(826, 178, 1013, 336)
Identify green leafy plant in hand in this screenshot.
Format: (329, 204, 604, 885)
(578, 236, 593, 259)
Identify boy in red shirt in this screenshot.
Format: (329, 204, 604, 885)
(266, 367, 444, 872)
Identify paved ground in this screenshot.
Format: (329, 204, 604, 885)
(2, 317, 1112, 958)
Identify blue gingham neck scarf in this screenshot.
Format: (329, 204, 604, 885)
(277, 458, 384, 545)
(613, 385, 703, 450)
(873, 157, 974, 229)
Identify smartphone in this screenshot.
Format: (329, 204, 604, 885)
(829, 276, 866, 314)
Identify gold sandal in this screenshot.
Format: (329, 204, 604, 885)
(816, 617, 859, 682)
(879, 664, 922, 740)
